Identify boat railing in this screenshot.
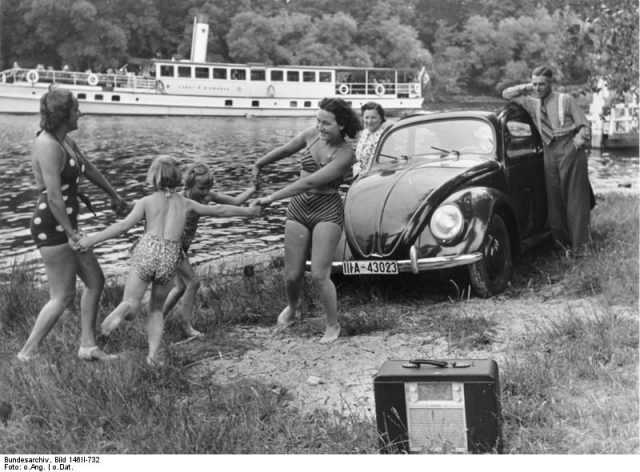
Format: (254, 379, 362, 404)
(1, 68, 157, 90)
(335, 81, 421, 98)
(602, 103, 639, 135)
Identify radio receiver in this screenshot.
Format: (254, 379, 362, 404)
(373, 359, 502, 454)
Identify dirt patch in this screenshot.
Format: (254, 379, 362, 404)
(182, 292, 634, 419)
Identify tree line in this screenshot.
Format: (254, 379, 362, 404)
(0, 0, 637, 98)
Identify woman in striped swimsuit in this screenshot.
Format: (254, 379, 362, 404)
(252, 98, 362, 343)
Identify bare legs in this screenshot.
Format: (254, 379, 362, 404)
(100, 270, 147, 335)
(100, 270, 173, 364)
(310, 223, 342, 343)
(147, 281, 172, 363)
(278, 220, 342, 343)
(162, 260, 203, 338)
(18, 243, 113, 361)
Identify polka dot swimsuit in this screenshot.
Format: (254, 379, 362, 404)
(29, 138, 85, 247)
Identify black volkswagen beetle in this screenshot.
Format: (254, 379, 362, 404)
(332, 103, 550, 297)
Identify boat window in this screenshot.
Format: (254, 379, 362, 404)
(159, 65, 174, 77)
(77, 93, 86, 100)
(252, 100, 260, 107)
(95, 94, 104, 101)
(270, 70, 284, 82)
(287, 71, 300, 82)
(230, 69, 246, 80)
(178, 66, 191, 78)
(303, 71, 316, 82)
(225, 100, 233, 106)
(213, 68, 227, 80)
(195, 67, 209, 79)
(290, 101, 298, 107)
(111, 96, 120, 102)
(251, 70, 266, 81)
(304, 101, 312, 107)
(319, 72, 332, 83)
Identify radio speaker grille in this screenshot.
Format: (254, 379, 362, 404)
(407, 407, 467, 452)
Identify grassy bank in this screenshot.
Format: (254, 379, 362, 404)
(0, 192, 637, 454)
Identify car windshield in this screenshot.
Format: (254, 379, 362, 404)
(375, 118, 495, 166)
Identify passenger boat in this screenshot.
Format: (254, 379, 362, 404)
(0, 18, 425, 117)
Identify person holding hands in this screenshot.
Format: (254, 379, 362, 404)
(252, 98, 361, 343)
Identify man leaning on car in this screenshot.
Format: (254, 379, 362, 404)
(502, 66, 593, 257)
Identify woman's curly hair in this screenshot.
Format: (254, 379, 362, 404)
(319, 97, 363, 139)
(39, 88, 75, 132)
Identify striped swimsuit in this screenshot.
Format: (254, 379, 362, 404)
(285, 138, 344, 230)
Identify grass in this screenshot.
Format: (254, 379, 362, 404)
(0, 192, 637, 454)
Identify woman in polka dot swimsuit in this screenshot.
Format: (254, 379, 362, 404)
(17, 88, 128, 362)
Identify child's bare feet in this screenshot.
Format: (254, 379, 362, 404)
(183, 325, 203, 339)
(100, 312, 124, 336)
(146, 355, 164, 368)
(319, 323, 341, 344)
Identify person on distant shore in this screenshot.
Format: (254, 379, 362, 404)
(17, 87, 128, 362)
(502, 66, 593, 255)
(353, 102, 389, 177)
(162, 162, 256, 339)
(76, 156, 261, 366)
(251, 98, 361, 343)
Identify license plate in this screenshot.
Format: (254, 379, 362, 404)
(342, 260, 398, 275)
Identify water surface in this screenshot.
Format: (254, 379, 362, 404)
(0, 112, 637, 277)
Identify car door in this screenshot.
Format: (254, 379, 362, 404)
(501, 106, 548, 241)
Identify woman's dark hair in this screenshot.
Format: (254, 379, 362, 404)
(318, 97, 363, 139)
(39, 88, 75, 132)
(361, 102, 386, 123)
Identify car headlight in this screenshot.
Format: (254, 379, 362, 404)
(430, 204, 464, 242)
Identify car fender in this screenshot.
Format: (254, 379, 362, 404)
(416, 186, 517, 257)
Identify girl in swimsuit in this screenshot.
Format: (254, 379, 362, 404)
(77, 156, 262, 366)
(162, 162, 256, 339)
(252, 98, 362, 343)
(17, 88, 128, 362)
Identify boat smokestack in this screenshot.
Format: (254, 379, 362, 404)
(190, 14, 209, 63)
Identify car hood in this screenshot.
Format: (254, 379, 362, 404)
(344, 157, 499, 257)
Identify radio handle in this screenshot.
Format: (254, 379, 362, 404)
(402, 359, 472, 369)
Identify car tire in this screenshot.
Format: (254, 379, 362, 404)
(469, 214, 512, 297)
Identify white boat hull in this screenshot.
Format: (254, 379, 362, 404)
(0, 82, 423, 117)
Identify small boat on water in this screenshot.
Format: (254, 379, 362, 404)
(0, 17, 425, 117)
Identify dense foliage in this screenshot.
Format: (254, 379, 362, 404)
(0, 0, 637, 97)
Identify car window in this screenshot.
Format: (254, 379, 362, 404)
(376, 119, 495, 165)
(505, 119, 538, 158)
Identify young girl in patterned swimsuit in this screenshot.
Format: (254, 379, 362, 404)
(77, 156, 261, 365)
(162, 162, 256, 339)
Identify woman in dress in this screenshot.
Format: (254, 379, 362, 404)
(252, 98, 361, 343)
(353, 102, 388, 177)
(17, 87, 128, 361)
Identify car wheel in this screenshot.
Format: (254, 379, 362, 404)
(469, 214, 512, 297)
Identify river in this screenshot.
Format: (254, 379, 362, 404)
(0, 111, 637, 277)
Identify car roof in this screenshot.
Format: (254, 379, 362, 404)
(394, 103, 514, 127)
